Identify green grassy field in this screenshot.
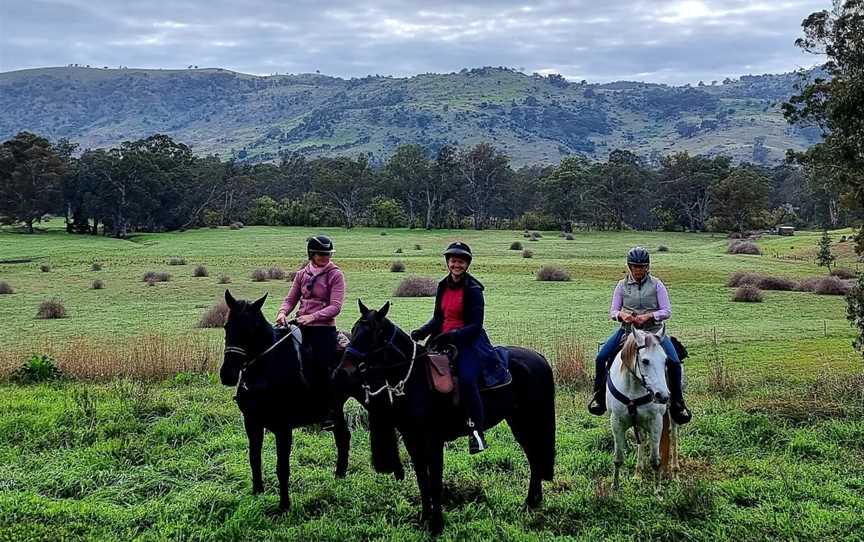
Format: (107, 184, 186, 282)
(0, 224, 862, 541)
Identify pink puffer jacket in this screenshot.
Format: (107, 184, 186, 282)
(278, 262, 345, 326)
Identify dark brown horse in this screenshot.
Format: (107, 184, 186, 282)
(336, 301, 556, 534)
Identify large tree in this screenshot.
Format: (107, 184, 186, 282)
(456, 143, 512, 230)
(657, 152, 731, 231)
(710, 168, 771, 232)
(0, 132, 67, 233)
(536, 155, 594, 230)
(312, 154, 372, 228)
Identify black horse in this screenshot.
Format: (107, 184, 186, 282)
(219, 290, 354, 510)
(336, 301, 556, 534)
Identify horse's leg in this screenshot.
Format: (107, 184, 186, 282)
(648, 414, 664, 494)
(670, 421, 680, 475)
(610, 414, 627, 490)
(274, 429, 293, 510)
(332, 412, 350, 479)
(244, 417, 265, 494)
(403, 434, 432, 526)
(506, 414, 544, 508)
(426, 439, 445, 536)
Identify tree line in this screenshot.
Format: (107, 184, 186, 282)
(0, 130, 851, 236)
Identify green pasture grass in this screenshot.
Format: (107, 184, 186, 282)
(0, 224, 861, 540)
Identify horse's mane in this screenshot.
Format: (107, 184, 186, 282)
(619, 332, 658, 372)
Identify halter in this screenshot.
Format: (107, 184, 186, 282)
(607, 342, 655, 444)
(346, 326, 420, 405)
(224, 330, 295, 395)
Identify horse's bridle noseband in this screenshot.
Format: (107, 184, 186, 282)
(345, 326, 420, 404)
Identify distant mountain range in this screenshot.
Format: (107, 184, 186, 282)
(0, 65, 824, 166)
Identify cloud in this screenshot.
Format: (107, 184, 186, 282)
(0, 0, 826, 84)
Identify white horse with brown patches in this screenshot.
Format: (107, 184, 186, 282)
(607, 328, 679, 489)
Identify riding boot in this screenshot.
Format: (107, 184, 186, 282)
(666, 360, 692, 425)
(588, 358, 607, 416)
(467, 418, 487, 454)
(321, 407, 339, 431)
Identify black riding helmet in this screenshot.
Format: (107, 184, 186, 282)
(307, 235, 334, 258)
(627, 246, 650, 266)
(443, 241, 472, 265)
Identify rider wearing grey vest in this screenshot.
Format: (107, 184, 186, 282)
(588, 247, 691, 424)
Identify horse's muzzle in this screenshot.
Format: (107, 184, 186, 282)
(220, 364, 240, 387)
(654, 392, 669, 404)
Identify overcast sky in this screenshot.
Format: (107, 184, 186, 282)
(0, 0, 828, 85)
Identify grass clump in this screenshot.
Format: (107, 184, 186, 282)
(0, 281, 13, 294)
(522, 249, 533, 258)
(705, 346, 738, 397)
(90, 279, 105, 290)
(251, 268, 269, 282)
(395, 247, 403, 254)
(551, 337, 589, 389)
(732, 285, 763, 302)
(657, 244, 669, 252)
(267, 266, 286, 280)
(727, 272, 794, 291)
(390, 261, 406, 273)
(217, 275, 232, 284)
(193, 265, 209, 277)
(197, 301, 229, 328)
(168, 257, 187, 266)
(727, 241, 762, 255)
(229, 222, 244, 230)
(393, 276, 437, 297)
(414, 244, 422, 250)
(537, 265, 571, 281)
(12, 354, 62, 384)
(813, 276, 852, 296)
(142, 271, 171, 283)
(831, 268, 856, 280)
(37, 298, 67, 319)
(564, 233, 574, 240)
(40, 263, 51, 272)
(510, 241, 523, 250)
(90, 262, 102, 271)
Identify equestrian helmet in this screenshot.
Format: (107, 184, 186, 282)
(307, 235, 334, 257)
(443, 241, 473, 264)
(626, 246, 650, 266)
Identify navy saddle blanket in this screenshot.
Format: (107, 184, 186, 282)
(483, 347, 512, 390)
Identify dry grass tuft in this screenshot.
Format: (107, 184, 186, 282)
(168, 257, 187, 266)
(197, 301, 228, 328)
(251, 268, 269, 282)
(393, 276, 437, 297)
(90, 279, 105, 290)
(267, 266, 286, 280)
(40, 263, 51, 272)
(217, 275, 232, 284)
(142, 271, 171, 283)
(537, 265, 571, 281)
(732, 285, 763, 302)
(390, 260, 406, 273)
(193, 265, 209, 277)
(522, 249, 533, 258)
(36, 298, 67, 319)
(510, 241, 523, 250)
(831, 268, 856, 280)
(727, 241, 762, 255)
(0, 281, 13, 294)
(551, 336, 590, 389)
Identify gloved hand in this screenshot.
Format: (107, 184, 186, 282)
(410, 329, 426, 342)
(429, 332, 455, 349)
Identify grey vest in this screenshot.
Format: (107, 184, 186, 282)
(619, 274, 663, 333)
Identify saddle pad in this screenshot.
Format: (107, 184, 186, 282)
(483, 347, 513, 390)
(426, 353, 455, 394)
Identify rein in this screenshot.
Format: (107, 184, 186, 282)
(225, 328, 296, 395)
(348, 326, 421, 405)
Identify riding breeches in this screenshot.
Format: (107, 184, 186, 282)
(455, 350, 484, 431)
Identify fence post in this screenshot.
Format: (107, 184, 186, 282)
(824, 320, 828, 337)
(713, 326, 717, 346)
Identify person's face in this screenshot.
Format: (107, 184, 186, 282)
(311, 253, 331, 266)
(447, 256, 469, 278)
(629, 264, 648, 281)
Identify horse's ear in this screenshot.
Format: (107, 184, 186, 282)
(358, 299, 370, 315)
(252, 293, 268, 312)
(633, 329, 646, 347)
(225, 289, 237, 309)
(376, 301, 390, 321)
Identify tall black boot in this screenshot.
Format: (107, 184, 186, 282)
(467, 418, 487, 454)
(588, 358, 607, 415)
(667, 360, 691, 425)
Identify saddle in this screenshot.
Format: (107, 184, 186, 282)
(425, 347, 512, 396)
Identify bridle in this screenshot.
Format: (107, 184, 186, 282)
(224, 328, 295, 395)
(345, 324, 420, 405)
(607, 340, 664, 444)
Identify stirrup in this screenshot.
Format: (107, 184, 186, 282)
(670, 402, 692, 425)
(587, 393, 606, 416)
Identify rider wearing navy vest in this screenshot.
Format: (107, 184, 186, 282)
(410, 241, 496, 454)
(588, 247, 692, 424)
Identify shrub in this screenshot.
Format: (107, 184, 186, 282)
(726, 272, 760, 287)
(90, 279, 105, 290)
(732, 285, 763, 302)
(390, 261, 406, 273)
(0, 281, 13, 294)
(168, 257, 186, 266)
(197, 301, 229, 328)
(40, 264, 51, 272)
(795, 277, 820, 292)
(229, 221, 244, 230)
(37, 298, 67, 319)
(814, 276, 851, 296)
(510, 241, 523, 250)
(251, 268, 269, 282)
(380, 231, 388, 236)
(537, 265, 571, 282)
(209, 224, 219, 229)
(393, 276, 438, 297)
(287, 270, 297, 281)
(657, 245, 669, 252)
(395, 247, 403, 254)
(758, 276, 796, 291)
(267, 266, 286, 280)
(831, 268, 856, 280)
(564, 233, 574, 241)
(142, 271, 171, 283)
(193, 265, 209, 277)
(551, 337, 589, 389)
(727, 241, 761, 255)
(217, 275, 232, 284)
(705, 346, 738, 397)
(13, 354, 61, 384)
(530, 231, 542, 238)
(522, 249, 533, 258)
(523, 232, 531, 238)
(90, 262, 102, 271)
(414, 244, 422, 250)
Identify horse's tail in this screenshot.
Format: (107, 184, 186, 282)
(507, 347, 556, 481)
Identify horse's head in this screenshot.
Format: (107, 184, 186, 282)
(335, 299, 395, 382)
(220, 289, 272, 386)
(621, 328, 670, 404)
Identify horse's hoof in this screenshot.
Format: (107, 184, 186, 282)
(252, 484, 264, 495)
(524, 494, 543, 510)
(393, 468, 405, 481)
(335, 467, 347, 479)
(279, 499, 291, 511)
(428, 516, 444, 537)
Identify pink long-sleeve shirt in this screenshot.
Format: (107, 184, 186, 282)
(609, 275, 672, 322)
(278, 261, 345, 327)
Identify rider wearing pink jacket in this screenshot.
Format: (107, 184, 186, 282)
(276, 235, 345, 429)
